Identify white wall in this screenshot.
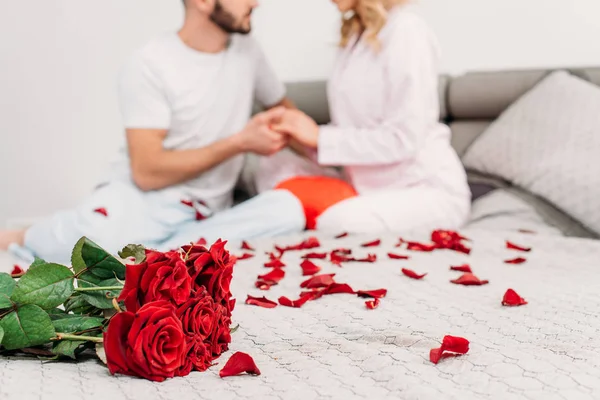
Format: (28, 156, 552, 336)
(2, 0, 600, 226)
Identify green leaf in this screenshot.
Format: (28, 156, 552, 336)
(0, 326, 4, 346)
(53, 340, 86, 360)
(79, 237, 125, 280)
(118, 244, 147, 264)
(71, 237, 87, 274)
(50, 315, 104, 334)
(47, 308, 66, 315)
(11, 264, 74, 309)
(0, 305, 56, 350)
(78, 278, 121, 309)
(0, 273, 16, 309)
(64, 295, 94, 314)
(29, 257, 47, 270)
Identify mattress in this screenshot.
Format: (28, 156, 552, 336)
(1, 229, 599, 400)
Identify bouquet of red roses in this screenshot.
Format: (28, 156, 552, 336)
(0, 237, 236, 382)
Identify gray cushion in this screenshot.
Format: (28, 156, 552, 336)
(450, 120, 492, 158)
(448, 69, 550, 119)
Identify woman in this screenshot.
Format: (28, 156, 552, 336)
(256, 0, 471, 233)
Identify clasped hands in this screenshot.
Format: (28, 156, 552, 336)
(236, 106, 319, 156)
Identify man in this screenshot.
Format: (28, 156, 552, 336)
(0, 0, 305, 264)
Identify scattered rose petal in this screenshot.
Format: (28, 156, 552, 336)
(331, 250, 376, 265)
(355, 254, 377, 263)
(450, 264, 472, 273)
(335, 232, 349, 239)
(219, 352, 261, 377)
(506, 241, 532, 252)
(323, 283, 355, 295)
(276, 237, 320, 255)
(241, 241, 255, 251)
(406, 241, 437, 252)
(401, 268, 427, 280)
(505, 257, 527, 265)
(278, 292, 319, 308)
(245, 295, 278, 308)
(93, 207, 108, 217)
(332, 248, 352, 255)
(431, 230, 472, 254)
(258, 268, 285, 285)
(502, 289, 528, 306)
(11, 265, 24, 275)
(300, 260, 322, 276)
(388, 253, 410, 260)
(255, 281, 272, 290)
(430, 335, 470, 364)
(361, 239, 381, 248)
(365, 298, 380, 310)
(450, 273, 489, 286)
(236, 253, 254, 260)
(302, 252, 328, 259)
(264, 258, 286, 268)
(357, 289, 387, 299)
(300, 273, 336, 289)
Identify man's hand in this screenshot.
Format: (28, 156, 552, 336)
(272, 109, 320, 149)
(235, 107, 289, 156)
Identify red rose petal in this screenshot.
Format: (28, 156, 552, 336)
(502, 289, 528, 306)
(196, 237, 207, 246)
(365, 298, 380, 310)
(332, 248, 352, 255)
(430, 335, 470, 364)
(302, 252, 328, 259)
(401, 268, 427, 280)
(335, 232, 349, 239)
(255, 280, 272, 290)
(278, 292, 319, 308)
(355, 254, 377, 263)
(450, 264, 472, 273)
(388, 253, 410, 260)
(236, 253, 254, 260)
(264, 258, 286, 268)
(506, 241, 532, 252)
(406, 241, 437, 252)
(356, 289, 387, 299)
(276, 237, 321, 255)
(505, 257, 527, 265)
(450, 273, 489, 286)
(300, 259, 322, 276)
(219, 352, 261, 378)
(245, 295, 278, 308)
(430, 230, 472, 254)
(361, 239, 381, 248)
(11, 265, 24, 275)
(241, 241, 255, 251)
(257, 268, 285, 285)
(93, 207, 108, 217)
(300, 273, 336, 289)
(323, 283, 355, 295)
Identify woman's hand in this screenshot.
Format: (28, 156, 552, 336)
(272, 109, 320, 149)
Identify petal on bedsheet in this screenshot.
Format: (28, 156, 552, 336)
(245, 295, 278, 308)
(450, 264, 472, 273)
(401, 268, 427, 280)
(323, 283, 355, 295)
(450, 273, 489, 286)
(302, 252, 328, 259)
(361, 239, 381, 248)
(257, 268, 285, 284)
(506, 241, 532, 252)
(219, 352, 261, 377)
(430, 335, 470, 364)
(300, 260, 322, 276)
(300, 273, 336, 289)
(388, 253, 410, 260)
(264, 259, 286, 268)
(241, 241, 255, 251)
(365, 298, 380, 310)
(356, 289, 387, 299)
(335, 232, 349, 239)
(236, 253, 254, 261)
(94, 207, 108, 217)
(504, 257, 527, 265)
(502, 289, 528, 306)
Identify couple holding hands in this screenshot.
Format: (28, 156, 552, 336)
(1, 0, 470, 264)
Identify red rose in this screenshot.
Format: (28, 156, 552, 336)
(176, 337, 212, 376)
(186, 240, 234, 311)
(176, 288, 216, 339)
(208, 303, 232, 358)
(118, 250, 192, 312)
(104, 301, 186, 382)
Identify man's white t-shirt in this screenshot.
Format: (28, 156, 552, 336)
(109, 33, 285, 212)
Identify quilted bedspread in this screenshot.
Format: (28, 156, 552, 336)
(1, 229, 599, 400)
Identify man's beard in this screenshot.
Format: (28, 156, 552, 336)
(210, 1, 251, 34)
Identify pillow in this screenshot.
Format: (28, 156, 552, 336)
(462, 70, 600, 235)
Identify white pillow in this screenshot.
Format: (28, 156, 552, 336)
(463, 70, 600, 235)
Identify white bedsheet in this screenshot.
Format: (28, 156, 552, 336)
(1, 229, 599, 400)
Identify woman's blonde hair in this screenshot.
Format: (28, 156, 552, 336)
(340, 0, 410, 51)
